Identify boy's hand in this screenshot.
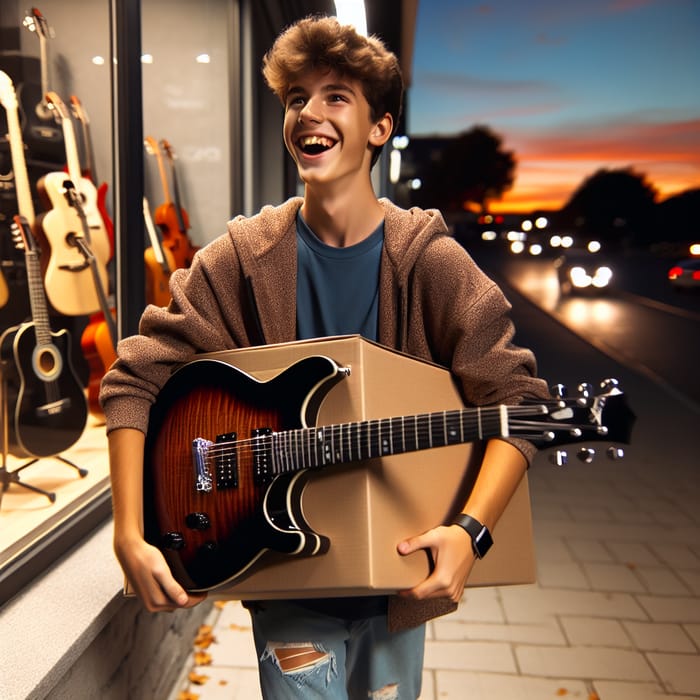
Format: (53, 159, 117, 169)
(396, 525, 475, 603)
(115, 536, 207, 612)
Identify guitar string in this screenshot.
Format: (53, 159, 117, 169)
(199, 402, 569, 467)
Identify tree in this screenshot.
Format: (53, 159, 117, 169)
(561, 167, 658, 248)
(408, 126, 516, 213)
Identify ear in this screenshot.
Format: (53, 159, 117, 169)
(368, 113, 393, 148)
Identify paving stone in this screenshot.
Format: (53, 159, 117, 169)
(516, 645, 656, 681)
(452, 586, 504, 623)
(635, 567, 693, 596)
(423, 640, 516, 673)
(531, 535, 574, 563)
(567, 537, 615, 562)
(582, 561, 647, 592)
(622, 621, 696, 653)
(683, 623, 700, 649)
(647, 652, 700, 695)
(433, 618, 566, 645)
(560, 616, 631, 647)
(434, 670, 590, 700)
(536, 561, 591, 589)
(499, 584, 648, 623)
(647, 543, 700, 570)
(676, 569, 700, 595)
(593, 679, 698, 700)
(636, 596, 700, 623)
(607, 541, 662, 567)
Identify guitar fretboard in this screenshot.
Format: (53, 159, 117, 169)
(269, 406, 508, 474)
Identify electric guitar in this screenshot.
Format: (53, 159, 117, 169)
(0, 215, 87, 458)
(34, 91, 110, 316)
(143, 356, 635, 592)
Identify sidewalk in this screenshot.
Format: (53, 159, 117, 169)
(167, 406, 700, 699)
(167, 284, 700, 700)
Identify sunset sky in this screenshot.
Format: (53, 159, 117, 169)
(408, 0, 700, 213)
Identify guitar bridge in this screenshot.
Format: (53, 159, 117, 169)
(191, 437, 213, 492)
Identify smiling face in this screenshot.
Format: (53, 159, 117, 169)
(283, 70, 392, 191)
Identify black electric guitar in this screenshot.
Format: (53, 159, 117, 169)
(143, 356, 635, 592)
(0, 215, 87, 458)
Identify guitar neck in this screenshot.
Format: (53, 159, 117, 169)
(267, 406, 509, 476)
(24, 249, 53, 346)
(0, 71, 36, 223)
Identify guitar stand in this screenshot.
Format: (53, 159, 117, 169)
(0, 360, 87, 511)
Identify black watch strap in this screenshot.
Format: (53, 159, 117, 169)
(451, 513, 493, 558)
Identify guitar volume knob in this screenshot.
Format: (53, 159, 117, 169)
(186, 512, 211, 530)
(162, 532, 185, 550)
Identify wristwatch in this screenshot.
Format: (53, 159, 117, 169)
(451, 514, 493, 558)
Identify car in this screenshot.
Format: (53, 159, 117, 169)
(554, 251, 615, 296)
(668, 258, 700, 291)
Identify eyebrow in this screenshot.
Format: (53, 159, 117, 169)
(286, 82, 357, 99)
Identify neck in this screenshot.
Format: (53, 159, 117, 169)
(301, 182, 384, 247)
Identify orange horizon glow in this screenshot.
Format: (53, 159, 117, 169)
(482, 118, 700, 214)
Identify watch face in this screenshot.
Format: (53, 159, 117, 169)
(473, 526, 493, 558)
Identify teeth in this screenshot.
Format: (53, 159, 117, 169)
(300, 135, 334, 148)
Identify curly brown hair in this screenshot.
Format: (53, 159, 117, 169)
(262, 15, 404, 166)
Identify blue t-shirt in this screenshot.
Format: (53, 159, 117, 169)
(296, 212, 383, 342)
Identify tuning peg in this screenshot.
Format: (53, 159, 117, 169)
(576, 447, 596, 464)
(606, 446, 625, 460)
(549, 450, 568, 467)
(551, 383, 567, 399)
(600, 378, 622, 395)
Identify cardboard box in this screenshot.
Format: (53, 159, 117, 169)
(179, 335, 536, 599)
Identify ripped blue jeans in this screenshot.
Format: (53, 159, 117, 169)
(249, 600, 425, 699)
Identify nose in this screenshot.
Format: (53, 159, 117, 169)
(298, 95, 322, 124)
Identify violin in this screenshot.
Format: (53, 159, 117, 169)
(144, 136, 198, 269)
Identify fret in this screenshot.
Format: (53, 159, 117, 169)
(380, 417, 392, 455)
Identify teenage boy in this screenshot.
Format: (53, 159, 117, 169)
(101, 15, 550, 699)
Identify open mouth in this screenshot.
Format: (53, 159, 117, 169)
(298, 135, 337, 156)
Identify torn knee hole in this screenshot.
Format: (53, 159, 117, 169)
(268, 643, 330, 673)
(370, 683, 399, 700)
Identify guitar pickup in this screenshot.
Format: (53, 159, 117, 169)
(215, 431, 238, 489)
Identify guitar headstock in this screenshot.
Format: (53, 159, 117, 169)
(45, 91, 70, 123)
(11, 215, 39, 256)
(144, 135, 162, 159)
(23, 7, 53, 40)
(70, 95, 89, 125)
(508, 378, 635, 465)
(0, 70, 17, 110)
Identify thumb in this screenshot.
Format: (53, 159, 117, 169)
(398, 531, 430, 556)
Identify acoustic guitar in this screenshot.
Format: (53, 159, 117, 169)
(0, 70, 30, 308)
(0, 215, 87, 458)
(34, 91, 110, 316)
(143, 355, 635, 592)
(19, 7, 63, 161)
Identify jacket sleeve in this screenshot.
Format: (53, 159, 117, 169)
(99, 235, 245, 435)
(413, 236, 552, 464)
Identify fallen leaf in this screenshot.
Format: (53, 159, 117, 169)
(188, 671, 210, 686)
(194, 650, 213, 666)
